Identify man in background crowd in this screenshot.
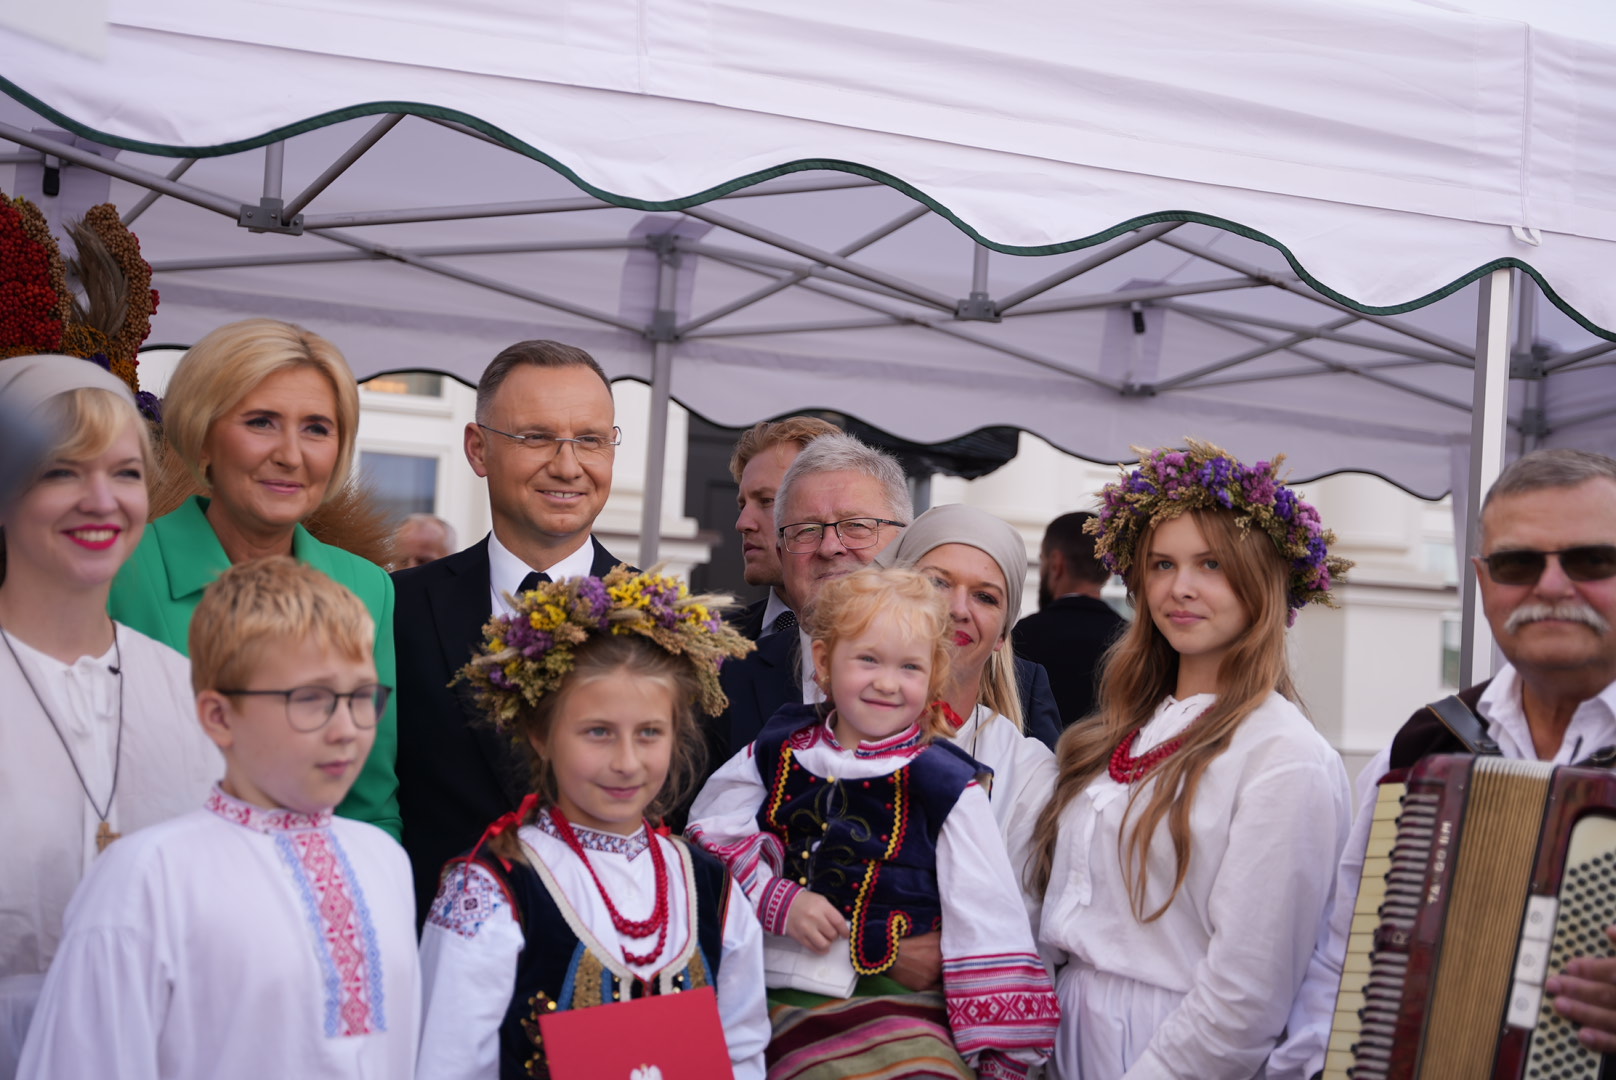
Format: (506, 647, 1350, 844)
(1013, 510, 1124, 728)
(727, 416, 841, 640)
(392, 512, 457, 570)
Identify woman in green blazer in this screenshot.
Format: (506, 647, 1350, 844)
(110, 318, 400, 839)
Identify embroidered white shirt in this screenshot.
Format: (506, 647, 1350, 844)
(487, 530, 599, 618)
(1268, 665, 1616, 1080)
(16, 787, 419, 1080)
(1038, 692, 1351, 1080)
(687, 718, 1058, 1072)
(417, 816, 769, 1080)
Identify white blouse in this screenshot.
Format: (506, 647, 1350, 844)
(417, 817, 771, 1080)
(17, 788, 419, 1080)
(688, 718, 1058, 1073)
(0, 624, 220, 1078)
(1039, 692, 1351, 1080)
(946, 706, 1057, 942)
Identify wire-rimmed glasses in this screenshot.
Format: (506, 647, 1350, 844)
(477, 423, 622, 460)
(778, 517, 906, 553)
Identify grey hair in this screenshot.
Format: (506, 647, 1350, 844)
(774, 432, 913, 530)
(1481, 449, 1616, 539)
(400, 512, 457, 551)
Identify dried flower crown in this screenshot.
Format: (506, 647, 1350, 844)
(1087, 439, 1352, 623)
(457, 564, 754, 729)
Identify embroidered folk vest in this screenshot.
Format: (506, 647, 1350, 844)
(450, 837, 729, 1080)
(753, 704, 985, 976)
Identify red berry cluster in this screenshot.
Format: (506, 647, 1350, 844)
(0, 196, 66, 359)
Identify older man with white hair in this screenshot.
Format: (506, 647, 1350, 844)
(1271, 447, 1616, 1078)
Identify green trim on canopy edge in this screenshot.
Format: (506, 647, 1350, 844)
(6, 79, 1610, 341)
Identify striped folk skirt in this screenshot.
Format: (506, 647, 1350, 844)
(765, 991, 974, 1080)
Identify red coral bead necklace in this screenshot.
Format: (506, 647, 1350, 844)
(549, 806, 671, 966)
(1108, 701, 1211, 784)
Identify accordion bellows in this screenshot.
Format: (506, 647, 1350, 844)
(1327, 754, 1616, 1079)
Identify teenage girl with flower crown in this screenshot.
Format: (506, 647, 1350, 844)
(688, 565, 1058, 1080)
(1029, 441, 1356, 1080)
(414, 567, 770, 1080)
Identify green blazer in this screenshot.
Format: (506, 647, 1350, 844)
(109, 495, 401, 840)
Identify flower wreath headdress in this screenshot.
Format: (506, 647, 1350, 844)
(1086, 439, 1352, 624)
(457, 564, 755, 730)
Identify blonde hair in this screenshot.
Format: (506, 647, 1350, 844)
(164, 318, 360, 503)
(486, 634, 708, 864)
(0, 387, 154, 585)
(978, 647, 1024, 732)
(1028, 508, 1297, 920)
(728, 416, 842, 484)
(189, 556, 374, 694)
(804, 566, 954, 738)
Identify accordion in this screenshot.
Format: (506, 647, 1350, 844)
(1325, 754, 1616, 1079)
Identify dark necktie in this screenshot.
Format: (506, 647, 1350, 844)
(772, 609, 798, 635)
(518, 570, 552, 594)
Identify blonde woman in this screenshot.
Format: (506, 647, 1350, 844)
(1030, 444, 1353, 1080)
(0, 356, 218, 1075)
(108, 318, 399, 838)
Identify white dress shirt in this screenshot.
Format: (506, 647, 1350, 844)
(1268, 665, 1616, 1080)
(1039, 692, 1351, 1080)
(486, 531, 600, 617)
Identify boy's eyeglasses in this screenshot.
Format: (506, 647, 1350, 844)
(218, 684, 393, 732)
(1480, 545, 1616, 586)
(477, 423, 621, 460)
(778, 517, 906, 553)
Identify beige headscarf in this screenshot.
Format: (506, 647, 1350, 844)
(877, 503, 1028, 626)
(0, 355, 136, 509)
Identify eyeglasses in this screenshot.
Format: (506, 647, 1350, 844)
(1480, 545, 1616, 586)
(218, 684, 393, 732)
(778, 517, 906, 553)
(477, 423, 622, 460)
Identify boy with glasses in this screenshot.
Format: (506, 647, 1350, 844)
(19, 557, 418, 1079)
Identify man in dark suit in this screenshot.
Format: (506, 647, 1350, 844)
(713, 432, 1063, 766)
(392, 341, 633, 920)
(727, 416, 842, 641)
(1013, 510, 1125, 730)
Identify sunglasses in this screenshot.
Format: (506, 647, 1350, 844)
(1480, 545, 1616, 586)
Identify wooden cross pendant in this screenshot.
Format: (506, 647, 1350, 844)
(96, 820, 121, 852)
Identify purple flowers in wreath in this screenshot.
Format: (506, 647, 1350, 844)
(1088, 439, 1353, 625)
(456, 564, 754, 731)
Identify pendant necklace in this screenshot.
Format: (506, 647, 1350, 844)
(549, 806, 671, 966)
(1, 622, 126, 851)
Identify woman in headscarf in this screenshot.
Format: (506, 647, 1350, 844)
(108, 318, 399, 838)
(880, 504, 1059, 918)
(0, 355, 219, 1077)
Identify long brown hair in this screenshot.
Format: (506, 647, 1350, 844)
(1027, 508, 1299, 921)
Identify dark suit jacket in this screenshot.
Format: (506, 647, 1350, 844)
(732, 596, 770, 642)
(392, 534, 628, 923)
(1013, 595, 1127, 731)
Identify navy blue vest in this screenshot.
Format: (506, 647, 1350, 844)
(449, 836, 730, 1080)
(753, 704, 986, 976)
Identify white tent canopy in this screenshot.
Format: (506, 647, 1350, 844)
(6, 0, 1616, 679)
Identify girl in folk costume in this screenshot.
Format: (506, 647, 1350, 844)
(688, 566, 1059, 1080)
(1030, 442, 1355, 1080)
(416, 567, 770, 1080)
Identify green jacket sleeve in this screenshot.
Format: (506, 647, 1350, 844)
(333, 558, 403, 841)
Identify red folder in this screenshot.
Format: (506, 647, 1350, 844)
(539, 985, 735, 1080)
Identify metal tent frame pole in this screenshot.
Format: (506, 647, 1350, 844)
(638, 237, 680, 568)
(1459, 267, 1514, 688)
